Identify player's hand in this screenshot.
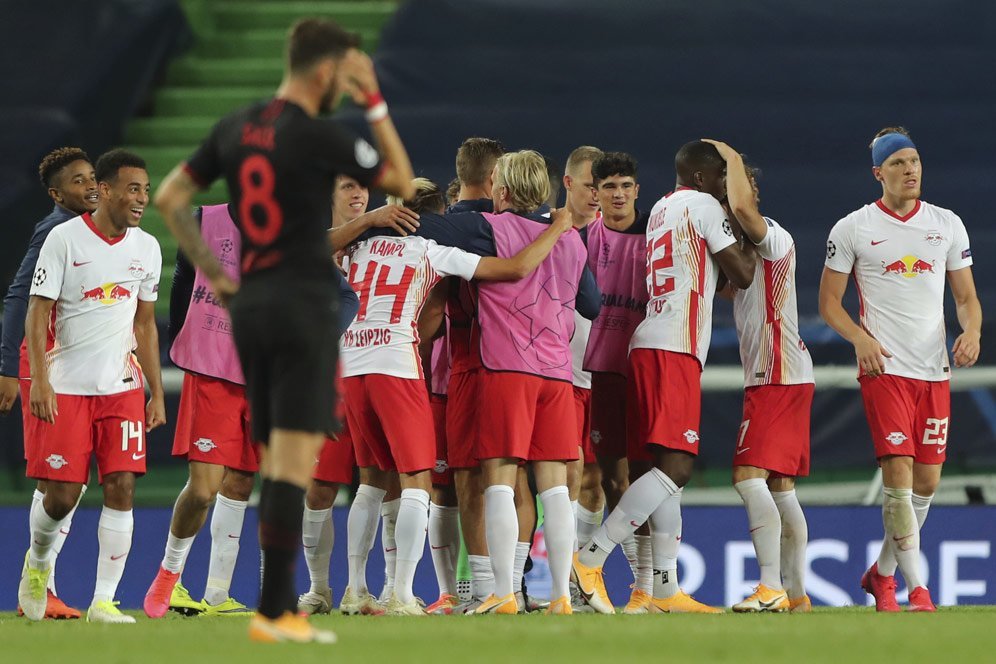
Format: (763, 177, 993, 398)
(366, 205, 420, 235)
(340, 49, 380, 107)
(210, 274, 239, 307)
(29, 379, 58, 424)
(0, 376, 19, 416)
(854, 331, 892, 377)
(952, 330, 981, 368)
(145, 393, 166, 432)
(702, 138, 739, 162)
(549, 207, 574, 234)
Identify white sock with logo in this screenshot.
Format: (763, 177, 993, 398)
(879, 487, 924, 589)
(302, 506, 333, 595)
(42, 484, 86, 595)
(735, 478, 783, 590)
(771, 489, 808, 600)
(876, 491, 932, 577)
(394, 488, 430, 605)
(580, 468, 679, 568)
(28, 497, 66, 569)
(204, 494, 248, 606)
(94, 507, 133, 603)
(380, 498, 400, 600)
(649, 490, 682, 599)
(635, 534, 653, 594)
(428, 503, 460, 596)
(575, 502, 602, 550)
(346, 484, 385, 594)
(162, 531, 194, 574)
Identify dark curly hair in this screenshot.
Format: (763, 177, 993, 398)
(38, 147, 91, 188)
(592, 151, 638, 185)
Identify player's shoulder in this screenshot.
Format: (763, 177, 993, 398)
(761, 216, 793, 239)
(918, 200, 964, 227)
(129, 227, 163, 253)
(830, 204, 872, 232)
(45, 214, 86, 241)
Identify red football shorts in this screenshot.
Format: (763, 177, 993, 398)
(25, 388, 147, 484)
(314, 418, 356, 484)
(343, 374, 435, 474)
(430, 394, 452, 485)
(445, 369, 480, 469)
(859, 374, 950, 464)
(477, 370, 578, 462)
(172, 372, 259, 473)
(628, 349, 702, 458)
(590, 372, 628, 460)
(573, 386, 595, 464)
(733, 383, 814, 477)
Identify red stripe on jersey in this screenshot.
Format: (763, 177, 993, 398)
(688, 235, 707, 357)
(82, 212, 126, 246)
(875, 198, 921, 223)
(763, 259, 782, 383)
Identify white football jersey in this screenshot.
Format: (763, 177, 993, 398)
(825, 200, 972, 381)
(733, 218, 814, 387)
(29, 214, 161, 395)
(571, 311, 592, 389)
(630, 188, 736, 366)
(341, 235, 481, 379)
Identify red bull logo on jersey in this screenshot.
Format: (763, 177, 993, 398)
(80, 282, 133, 305)
(881, 255, 935, 278)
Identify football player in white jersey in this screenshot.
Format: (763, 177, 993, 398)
(706, 140, 813, 613)
(819, 127, 981, 612)
(19, 149, 165, 624)
(339, 177, 574, 614)
(573, 140, 756, 614)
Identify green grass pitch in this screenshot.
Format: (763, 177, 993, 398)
(4, 607, 996, 663)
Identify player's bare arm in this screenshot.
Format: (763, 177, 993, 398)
(947, 266, 982, 368)
(25, 295, 57, 423)
(713, 242, 756, 289)
(329, 204, 420, 250)
(472, 211, 574, 281)
(155, 165, 238, 304)
(339, 50, 416, 199)
(703, 139, 768, 244)
(133, 299, 166, 431)
(416, 281, 447, 342)
(818, 266, 892, 376)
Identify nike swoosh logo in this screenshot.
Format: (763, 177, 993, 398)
(630, 520, 640, 528)
(72, 260, 92, 267)
(758, 595, 785, 609)
(430, 544, 448, 550)
(749, 526, 763, 533)
(303, 545, 317, 549)
(385, 547, 397, 553)
(871, 240, 888, 246)
(58, 528, 70, 535)
(110, 553, 127, 561)
(937, 446, 946, 454)
(227, 534, 240, 539)
(735, 447, 751, 455)
(131, 453, 145, 460)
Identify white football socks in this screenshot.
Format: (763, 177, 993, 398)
(204, 494, 248, 605)
(302, 506, 333, 595)
(162, 532, 194, 574)
(539, 486, 573, 601)
(635, 534, 653, 594)
(649, 489, 682, 599)
(33, 485, 86, 595)
(879, 487, 924, 589)
(512, 541, 530, 595)
(428, 502, 460, 596)
(771, 488, 808, 600)
(94, 507, 133, 604)
(346, 484, 385, 594)
(468, 554, 495, 601)
(735, 478, 783, 590)
(575, 502, 602, 551)
(876, 491, 932, 577)
(581, 468, 679, 568)
(484, 485, 518, 598)
(28, 496, 64, 569)
(380, 498, 400, 600)
(394, 488, 430, 605)
(621, 535, 640, 582)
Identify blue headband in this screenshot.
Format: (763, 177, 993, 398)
(872, 133, 916, 167)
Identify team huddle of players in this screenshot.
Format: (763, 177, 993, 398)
(7, 17, 981, 643)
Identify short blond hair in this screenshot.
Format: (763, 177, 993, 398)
(493, 150, 550, 213)
(565, 146, 602, 176)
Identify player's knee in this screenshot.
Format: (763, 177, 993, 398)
(188, 482, 219, 509)
(221, 470, 255, 502)
(102, 472, 135, 510)
(913, 476, 939, 498)
(43, 493, 77, 521)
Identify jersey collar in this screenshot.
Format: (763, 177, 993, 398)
(875, 198, 921, 223)
(82, 212, 127, 245)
